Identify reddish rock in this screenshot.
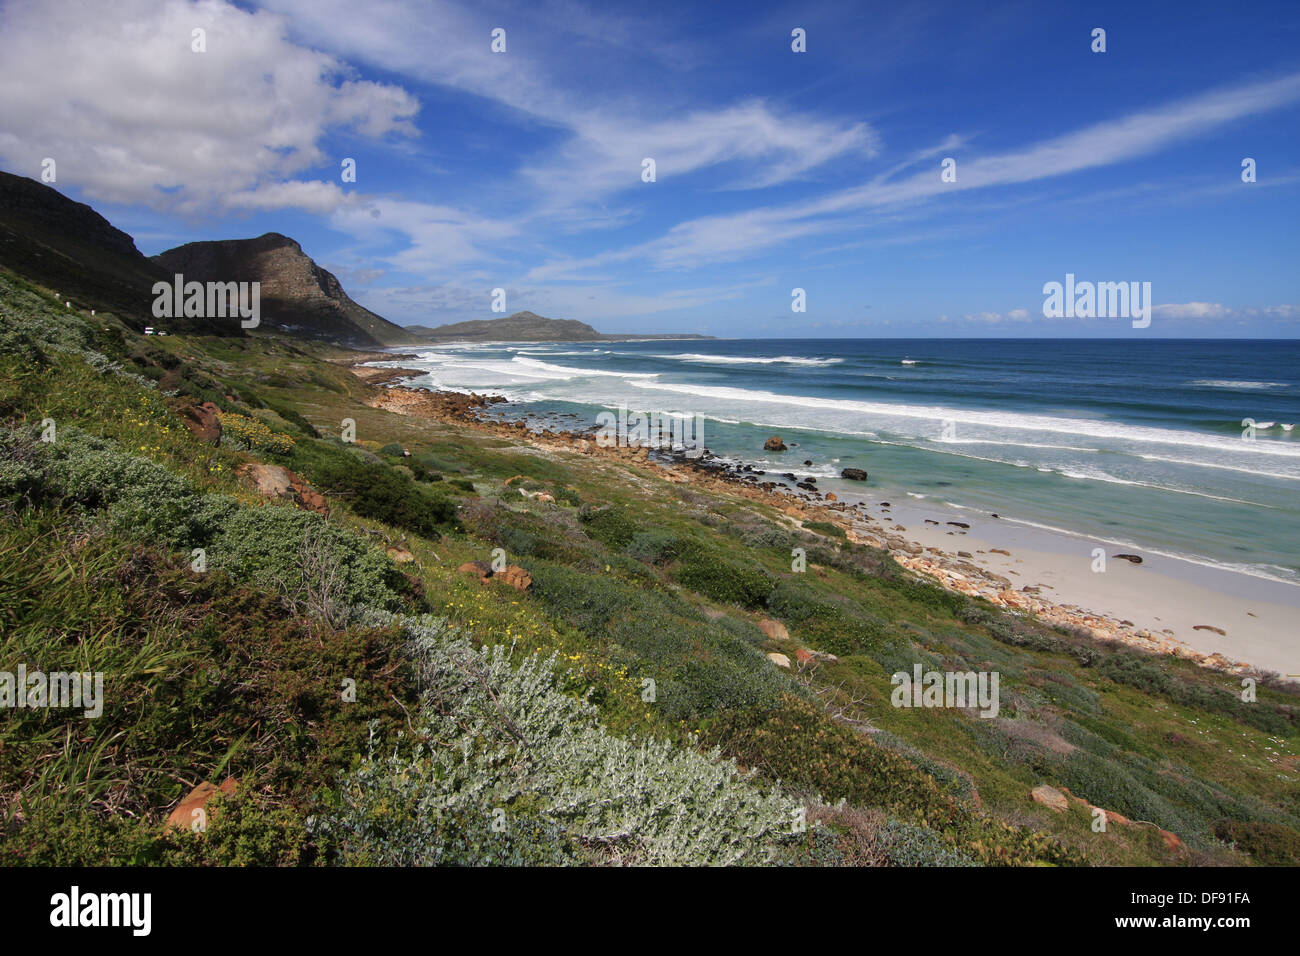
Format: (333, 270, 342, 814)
(794, 647, 816, 666)
(757, 618, 790, 641)
(288, 474, 329, 516)
(166, 776, 237, 833)
(237, 462, 293, 497)
(496, 565, 532, 591)
(1031, 784, 1069, 812)
(457, 560, 493, 583)
(764, 436, 787, 451)
(169, 398, 223, 445)
(236, 463, 329, 516)
(1159, 829, 1183, 852)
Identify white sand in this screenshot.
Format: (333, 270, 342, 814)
(835, 490, 1300, 678)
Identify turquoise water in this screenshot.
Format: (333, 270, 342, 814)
(388, 338, 1300, 584)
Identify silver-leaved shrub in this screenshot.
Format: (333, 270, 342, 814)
(314, 613, 802, 866)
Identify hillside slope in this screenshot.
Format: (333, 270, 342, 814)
(154, 233, 420, 348)
(0, 172, 232, 335)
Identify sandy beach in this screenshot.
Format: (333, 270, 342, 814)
(837, 492, 1300, 678)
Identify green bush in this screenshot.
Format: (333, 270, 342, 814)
(292, 441, 457, 538)
(578, 504, 640, 549)
(676, 553, 774, 609)
(625, 529, 682, 565)
(1212, 819, 1300, 866)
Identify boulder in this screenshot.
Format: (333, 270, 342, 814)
(496, 564, 533, 591)
(166, 776, 238, 832)
(757, 618, 790, 641)
(386, 547, 416, 564)
(1114, 553, 1143, 564)
(766, 652, 791, 669)
(840, 467, 868, 481)
(1030, 784, 1069, 812)
(236, 463, 329, 515)
(236, 462, 294, 497)
(169, 398, 223, 445)
(288, 474, 329, 515)
(764, 436, 787, 451)
(457, 560, 493, 583)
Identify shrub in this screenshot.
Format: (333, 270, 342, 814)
(625, 529, 682, 565)
(295, 442, 457, 537)
(217, 411, 295, 455)
(1212, 820, 1300, 866)
(578, 504, 640, 549)
(676, 553, 774, 609)
(803, 520, 846, 539)
(312, 616, 800, 865)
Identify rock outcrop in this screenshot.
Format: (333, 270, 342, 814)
(154, 233, 418, 347)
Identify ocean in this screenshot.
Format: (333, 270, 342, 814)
(387, 338, 1300, 586)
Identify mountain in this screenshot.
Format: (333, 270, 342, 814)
(153, 233, 420, 347)
(407, 310, 713, 342)
(0, 171, 232, 334)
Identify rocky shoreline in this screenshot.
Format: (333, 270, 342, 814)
(351, 364, 1260, 678)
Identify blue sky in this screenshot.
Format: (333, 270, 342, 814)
(1, 0, 1298, 336)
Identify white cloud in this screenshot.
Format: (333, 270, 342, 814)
(257, 0, 877, 212)
(1152, 302, 1232, 319)
(587, 71, 1300, 269)
(0, 0, 418, 213)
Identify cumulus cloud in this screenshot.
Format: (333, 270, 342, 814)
(1152, 302, 1233, 319)
(0, 0, 418, 214)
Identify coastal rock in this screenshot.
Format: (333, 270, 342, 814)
(757, 618, 790, 641)
(766, 652, 792, 669)
(236, 463, 329, 516)
(169, 398, 223, 445)
(1114, 553, 1143, 564)
(457, 560, 494, 583)
(1031, 784, 1069, 812)
(496, 564, 533, 591)
(946, 521, 970, 529)
(238, 462, 294, 498)
(166, 776, 238, 832)
(1193, 624, 1226, 636)
(840, 467, 868, 481)
(764, 436, 787, 451)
